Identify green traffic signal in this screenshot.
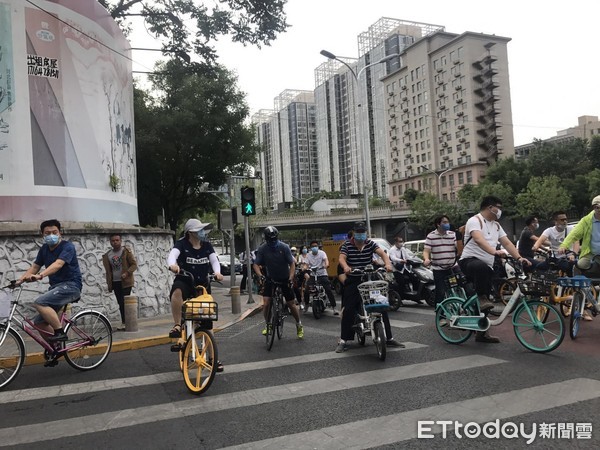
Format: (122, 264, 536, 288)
(241, 187, 256, 216)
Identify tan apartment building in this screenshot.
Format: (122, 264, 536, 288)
(382, 31, 514, 203)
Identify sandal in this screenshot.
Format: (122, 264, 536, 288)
(168, 324, 182, 338)
(216, 360, 224, 373)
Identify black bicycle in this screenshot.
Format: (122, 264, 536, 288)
(264, 280, 289, 351)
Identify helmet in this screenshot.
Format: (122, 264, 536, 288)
(291, 246, 297, 252)
(263, 226, 279, 242)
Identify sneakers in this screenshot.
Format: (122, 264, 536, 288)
(475, 331, 500, 343)
(168, 324, 182, 338)
(47, 332, 68, 342)
(335, 341, 347, 353)
(583, 311, 593, 321)
(438, 318, 448, 327)
(261, 324, 272, 336)
(332, 308, 339, 316)
(296, 324, 304, 339)
(386, 339, 406, 348)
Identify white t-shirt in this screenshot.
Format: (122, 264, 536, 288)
(541, 225, 575, 255)
(306, 250, 328, 277)
(460, 213, 507, 268)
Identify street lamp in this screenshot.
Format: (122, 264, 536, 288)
(420, 165, 451, 200)
(320, 50, 399, 237)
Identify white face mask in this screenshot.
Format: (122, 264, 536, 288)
(533, 223, 539, 230)
(490, 207, 502, 220)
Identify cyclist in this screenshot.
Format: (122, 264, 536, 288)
(533, 210, 578, 275)
(517, 215, 541, 270)
(459, 196, 530, 343)
(336, 221, 405, 353)
(423, 215, 457, 306)
(253, 226, 304, 338)
(388, 236, 414, 296)
(167, 218, 224, 338)
(304, 240, 338, 315)
(18, 219, 82, 343)
(560, 196, 600, 277)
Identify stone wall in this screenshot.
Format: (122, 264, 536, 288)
(0, 223, 174, 322)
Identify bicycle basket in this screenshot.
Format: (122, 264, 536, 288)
(0, 289, 12, 319)
(517, 273, 556, 296)
(358, 281, 389, 312)
(182, 287, 218, 321)
(557, 275, 592, 288)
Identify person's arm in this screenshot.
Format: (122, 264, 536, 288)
(208, 253, 224, 281)
(422, 246, 431, 266)
(19, 263, 42, 283)
(125, 249, 138, 277)
(388, 247, 401, 264)
(499, 236, 530, 266)
(561, 221, 585, 252)
(470, 230, 498, 255)
(289, 261, 296, 282)
(339, 253, 351, 274)
(531, 234, 547, 252)
(167, 248, 181, 273)
(376, 247, 393, 272)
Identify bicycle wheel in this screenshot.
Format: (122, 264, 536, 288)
(182, 330, 217, 395)
(373, 320, 386, 361)
(64, 311, 113, 370)
(569, 291, 584, 340)
(435, 297, 474, 344)
(513, 300, 565, 353)
(266, 302, 276, 351)
(535, 296, 551, 323)
(312, 296, 323, 319)
(0, 327, 25, 389)
(387, 289, 402, 311)
(276, 296, 285, 340)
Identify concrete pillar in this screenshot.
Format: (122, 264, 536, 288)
(230, 286, 241, 314)
(124, 295, 138, 332)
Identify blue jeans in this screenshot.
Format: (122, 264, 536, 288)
(34, 281, 81, 324)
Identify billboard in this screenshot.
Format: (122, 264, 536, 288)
(0, 0, 138, 224)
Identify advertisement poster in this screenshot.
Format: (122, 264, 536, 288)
(0, 2, 15, 187)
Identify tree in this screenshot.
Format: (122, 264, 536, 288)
(408, 193, 465, 233)
(515, 176, 571, 219)
(135, 60, 259, 230)
(403, 188, 419, 204)
(100, 0, 289, 66)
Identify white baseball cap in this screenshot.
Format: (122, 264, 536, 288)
(184, 218, 211, 234)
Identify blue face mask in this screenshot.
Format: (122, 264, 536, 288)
(44, 234, 60, 246)
(302, 249, 307, 255)
(311, 246, 319, 254)
(354, 233, 367, 242)
(441, 223, 451, 231)
(268, 239, 279, 249)
(196, 230, 206, 240)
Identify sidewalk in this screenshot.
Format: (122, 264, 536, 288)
(23, 286, 263, 366)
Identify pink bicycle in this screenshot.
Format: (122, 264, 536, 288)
(0, 280, 113, 389)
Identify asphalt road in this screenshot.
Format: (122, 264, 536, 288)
(1, 301, 600, 449)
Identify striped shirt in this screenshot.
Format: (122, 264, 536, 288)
(340, 239, 380, 274)
(424, 229, 457, 270)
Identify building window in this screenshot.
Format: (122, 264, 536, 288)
(458, 172, 464, 185)
(466, 170, 473, 183)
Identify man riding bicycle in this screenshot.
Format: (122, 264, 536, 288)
(336, 222, 405, 353)
(303, 240, 338, 315)
(253, 226, 304, 339)
(18, 219, 82, 343)
(560, 195, 600, 277)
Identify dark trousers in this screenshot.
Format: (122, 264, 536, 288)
(112, 281, 132, 323)
(458, 258, 493, 297)
(341, 277, 392, 341)
(433, 268, 453, 304)
(304, 275, 336, 308)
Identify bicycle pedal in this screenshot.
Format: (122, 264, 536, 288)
(170, 344, 182, 352)
(44, 358, 59, 368)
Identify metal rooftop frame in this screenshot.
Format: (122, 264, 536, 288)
(314, 57, 358, 87)
(273, 89, 314, 111)
(357, 17, 445, 56)
(251, 109, 275, 125)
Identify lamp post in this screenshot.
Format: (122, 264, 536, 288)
(420, 166, 451, 200)
(320, 50, 399, 237)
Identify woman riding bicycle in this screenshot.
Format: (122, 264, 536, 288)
(167, 219, 224, 337)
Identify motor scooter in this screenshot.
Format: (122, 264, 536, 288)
(387, 256, 436, 309)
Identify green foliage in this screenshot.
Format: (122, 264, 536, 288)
(409, 193, 466, 232)
(515, 176, 570, 219)
(403, 188, 419, 204)
(135, 60, 259, 230)
(102, 0, 288, 66)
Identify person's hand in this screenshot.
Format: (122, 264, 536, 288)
(423, 258, 431, 267)
(214, 273, 224, 282)
(494, 250, 506, 258)
(557, 247, 566, 255)
(169, 264, 180, 273)
(567, 253, 576, 262)
(518, 257, 531, 267)
(385, 263, 393, 272)
(343, 266, 351, 274)
(121, 272, 128, 280)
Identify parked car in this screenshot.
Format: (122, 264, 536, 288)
(215, 254, 243, 275)
(371, 237, 392, 266)
(404, 239, 426, 259)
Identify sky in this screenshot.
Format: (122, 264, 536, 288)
(131, 0, 600, 146)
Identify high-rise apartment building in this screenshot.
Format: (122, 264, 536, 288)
(383, 31, 514, 203)
(253, 90, 318, 210)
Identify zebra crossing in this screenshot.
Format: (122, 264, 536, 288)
(1, 306, 599, 448)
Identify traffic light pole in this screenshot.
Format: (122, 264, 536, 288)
(244, 215, 254, 303)
(228, 176, 236, 287)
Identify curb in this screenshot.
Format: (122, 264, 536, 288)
(23, 303, 264, 367)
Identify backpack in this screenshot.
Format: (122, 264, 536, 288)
(456, 215, 500, 257)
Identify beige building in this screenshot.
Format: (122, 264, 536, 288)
(515, 115, 600, 159)
(382, 31, 514, 203)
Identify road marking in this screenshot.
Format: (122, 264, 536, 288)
(397, 307, 436, 316)
(0, 355, 504, 445)
(0, 343, 426, 404)
(389, 319, 423, 328)
(223, 378, 600, 449)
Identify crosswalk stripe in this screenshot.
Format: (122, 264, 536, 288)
(0, 343, 426, 404)
(388, 319, 423, 328)
(222, 378, 600, 449)
(398, 307, 436, 316)
(0, 354, 504, 445)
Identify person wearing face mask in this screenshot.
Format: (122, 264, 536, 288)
(459, 196, 530, 343)
(167, 218, 224, 341)
(304, 240, 338, 315)
(18, 219, 82, 343)
(560, 196, 600, 278)
(423, 215, 457, 306)
(517, 215, 541, 270)
(336, 222, 405, 352)
(533, 210, 578, 276)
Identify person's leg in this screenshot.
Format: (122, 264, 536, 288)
(432, 269, 447, 305)
(381, 311, 405, 347)
(459, 259, 498, 342)
(338, 279, 361, 347)
(112, 281, 126, 324)
(319, 276, 337, 311)
(34, 282, 80, 340)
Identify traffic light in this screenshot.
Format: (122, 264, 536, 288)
(241, 187, 256, 216)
